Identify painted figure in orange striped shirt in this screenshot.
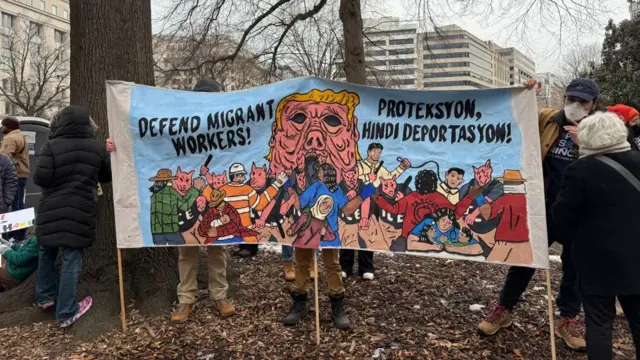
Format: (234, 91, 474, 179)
(200, 162, 289, 243)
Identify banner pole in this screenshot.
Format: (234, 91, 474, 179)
(314, 249, 320, 346)
(117, 248, 127, 333)
(546, 269, 557, 360)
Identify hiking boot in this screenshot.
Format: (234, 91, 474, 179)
(362, 272, 375, 280)
(478, 305, 512, 336)
(215, 299, 236, 318)
(309, 263, 316, 279)
(60, 296, 93, 328)
(555, 317, 587, 352)
(329, 293, 350, 329)
(283, 261, 296, 281)
(171, 303, 194, 323)
(283, 292, 308, 326)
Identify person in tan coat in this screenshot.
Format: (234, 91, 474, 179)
(1, 116, 29, 241)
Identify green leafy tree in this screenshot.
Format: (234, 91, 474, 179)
(594, 19, 640, 109)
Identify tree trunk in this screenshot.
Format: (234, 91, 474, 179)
(0, 0, 179, 339)
(339, 0, 366, 86)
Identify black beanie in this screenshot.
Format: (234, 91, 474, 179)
(1, 117, 19, 131)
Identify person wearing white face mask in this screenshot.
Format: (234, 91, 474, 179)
(478, 78, 604, 352)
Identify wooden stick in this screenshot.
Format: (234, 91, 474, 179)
(117, 248, 127, 333)
(314, 249, 320, 346)
(546, 269, 557, 360)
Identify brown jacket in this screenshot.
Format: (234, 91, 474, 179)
(538, 108, 562, 160)
(1, 130, 30, 178)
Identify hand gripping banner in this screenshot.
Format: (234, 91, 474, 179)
(106, 77, 548, 269)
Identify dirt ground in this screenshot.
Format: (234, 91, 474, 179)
(0, 247, 636, 359)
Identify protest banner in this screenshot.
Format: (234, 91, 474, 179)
(0, 208, 35, 234)
(106, 77, 548, 269)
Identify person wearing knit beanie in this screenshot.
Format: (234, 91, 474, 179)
(607, 104, 639, 125)
(1, 117, 20, 135)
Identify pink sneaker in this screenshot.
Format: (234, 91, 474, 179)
(60, 296, 93, 328)
(36, 299, 55, 310)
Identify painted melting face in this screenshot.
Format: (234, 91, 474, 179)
(172, 167, 194, 196)
(267, 90, 361, 182)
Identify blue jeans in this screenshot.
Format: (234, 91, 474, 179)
(35, 246, 84, 323)
(8, 178, 27, 240)
(282, 245, 294, 261)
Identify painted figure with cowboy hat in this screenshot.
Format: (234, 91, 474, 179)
(198, 187, 259, 244)
(477, 169, 532, 266)
(148, 168, 187, 246)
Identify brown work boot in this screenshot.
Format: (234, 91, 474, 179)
(309, 263, 316, 279)
(170, 303, 193, 323)
(215, 299, 236, 318)
(283, 261, 296, 281)
(478, 305, 512, 336)
(555, 317, 587, 352)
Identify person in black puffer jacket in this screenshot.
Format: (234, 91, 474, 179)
(34, 105, 112, 328)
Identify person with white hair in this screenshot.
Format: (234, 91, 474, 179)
(552, 111, 640, 359)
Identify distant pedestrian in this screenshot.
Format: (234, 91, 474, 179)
(0, 116, 30, 240)
(34, 106, 112, 327)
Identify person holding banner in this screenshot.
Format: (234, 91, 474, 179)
(552, 111, 640, 359)
(478, 78, 606, 351)
(282, 163, 376, 329)
(34, 106, 112, 328)
(0, 116, 30, 241)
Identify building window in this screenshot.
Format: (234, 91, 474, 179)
(425, 43, 469, 50)
(389, 38, 414, 46)
(55, 30, 66, 44)
(1, 12, 14, 30)
(389, 59, 414, 66)
(365, 60, 386, 67)
(425, 34, 466, 41)
(40, 0, 46, 11)
(365, 49, 386, 57)
(389, 48, 414, 56)
(389, 69, 415, 76)
(423, 62, 470, 69)
(423, 52, 470, 60)
(366, 40, 386, 47)
(29, 0, 34, 6)
(423, 80, 489, 89)
(52, 5, 57, 16)
(424, 71, 471, 78)
(2, 79, 12, 93)
(63, 9, 69, 19)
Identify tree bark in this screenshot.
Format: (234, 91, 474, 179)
(339, 0, 366, 86)
(0, 0, 179, 339)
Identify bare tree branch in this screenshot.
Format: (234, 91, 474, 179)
(0, 18, 69, 116)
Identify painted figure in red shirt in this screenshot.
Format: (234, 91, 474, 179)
(478, 170, 533, 265)
(372, 169, 481, 252)
(198, 188, 259, 244)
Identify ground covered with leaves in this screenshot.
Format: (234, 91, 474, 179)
(0, 247, 636, 359)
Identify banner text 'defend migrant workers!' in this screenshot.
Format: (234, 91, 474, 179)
(137, 99, 275, 156)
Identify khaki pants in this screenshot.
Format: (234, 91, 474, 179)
(177, 246, 228, 304)
(294, 248, 343, 294)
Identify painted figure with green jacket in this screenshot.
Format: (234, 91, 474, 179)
(148, 167, 206, 246)
(0, 237, 39, 290)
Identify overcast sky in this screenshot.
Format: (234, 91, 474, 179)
(152, 0, 632, 75)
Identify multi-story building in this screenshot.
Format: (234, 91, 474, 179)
(1, 0, 70, 116)
(631, 0, 640, 20)
(348, 18, 535, 90)
(536, 72, 564, 109)
(154, 35, 270, 92)
(494, 45, 536, 86)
